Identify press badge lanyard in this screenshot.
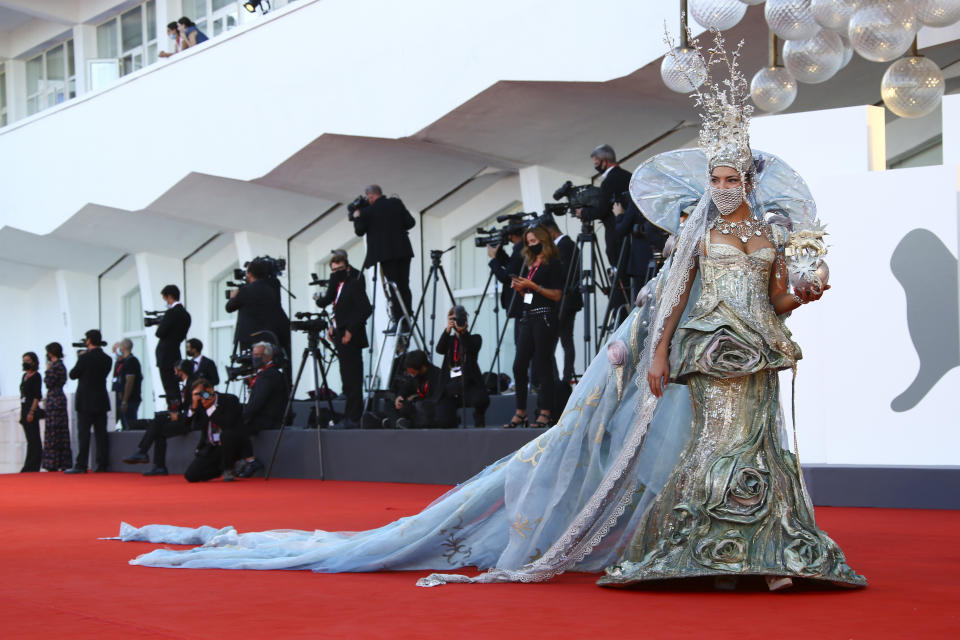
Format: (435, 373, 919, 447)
(524, 263, 541, 305)
(450, 339, 462, 378)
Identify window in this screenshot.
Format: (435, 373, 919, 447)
(97, 0, 159, 78)
(121, 288, 155, 419)
(888, 137, 943, 170)
(210, 266, 239, 382)
(452, 203, 523, 375)
(183, 0, 239, 38)
(25, 40, 76, 116)
(0, 66, 7, 126)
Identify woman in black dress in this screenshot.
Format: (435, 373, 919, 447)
(41, 342, 72, 471)
(506, 225, 564, 428)
(19, 352, 43, 472)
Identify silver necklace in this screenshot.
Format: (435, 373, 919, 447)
(712, 215, 765, 244)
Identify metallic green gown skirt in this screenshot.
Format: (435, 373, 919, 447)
(598, 370, 866, 587)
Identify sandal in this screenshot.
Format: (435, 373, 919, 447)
(534, 411, 552, 427)
(503, 413, 528, 429)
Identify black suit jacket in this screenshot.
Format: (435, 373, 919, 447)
(243, 364, 287, 432)
(225, 279, 291, 349)
(436, 330, 483, 387)
(155, 304, 191, 367)
(352, 196, 416, 268)
(555, 234, 583, 316)
(194, 356, 220, 386)
(315, 268, 373, 349)
(488, 241, 525, 318)
(614, 202, 669, 278)
(69, 347, 112, 414)
(581, 166, 631, 262)
(191, 392, 242, 453)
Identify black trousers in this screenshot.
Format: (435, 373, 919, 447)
(337, 340, 364, 423)
(75, 410, 108, 470)
(158, 363, 181, 410)
(513, 314, 558, 413)
(137, 415, 189, 467)
(379, 258, 412, 321)
(557, 312, 576, 383)
(221, 425, 258, 467)
(184, 446, 229, 482)
(436, 386, 490, 428)
(116, 394, 140, 431)
(20, 412, 42, 472)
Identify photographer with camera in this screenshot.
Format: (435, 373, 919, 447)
(435, 306, 489, 428)
(313, 249, 372, 429)
(65, 330, 113, 473)
(184, 379, 244, 482)
(226, 258, 292, 365)
(613, 194, 669, 301)
(486, 223, 526, 326)
(122, 359, 197, 476)
(349, 185, 416, 331)
(385, 350, 442, 429)
(111, 338, 143, 431)
(232, 341, 287, 477)
(151, 285, 191, 410)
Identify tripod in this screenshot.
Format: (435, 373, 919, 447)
(265, 327, 337, 480)
(559, 220, 611, 368)
(469, 268, 502, 385)
(598, 235, 632, 344)
(409, 247, 458, 351)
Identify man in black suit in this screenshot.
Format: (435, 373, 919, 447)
(614, 198, 669, 301)
(122, 359, 196, 476)
(351, 184, 416, 330)
(184, 379, 244, 482)
(65, 329, 113, 473)
(155, 284, 191, 410)
(185, 338, 220, 386)
(226, 259, 291, 366)
(233, 341, 287, 477)
(578, 144, 632, 323)
(314, 250, 372, 429)
(542, 217, 581, 384)
(435, 307, 489, 428)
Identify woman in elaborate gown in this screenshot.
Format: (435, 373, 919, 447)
(115, 33, 864, 590)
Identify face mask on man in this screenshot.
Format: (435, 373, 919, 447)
(252, 355, 264, 369)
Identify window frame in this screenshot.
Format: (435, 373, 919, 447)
(25, 39, 76, 116)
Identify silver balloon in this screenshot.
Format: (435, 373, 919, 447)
(838, 33, 854, 68)
(881, 55, 945, 118)
(848, 0, 917, 63)
(915, 0, 960, 27)
(783, 29, 844, 83)
(811, 0, 857, 32)
(750, 66, 798, 112)
(765, 0, 821, 40)
(691, 0, 748, 31)
(661, 48, 708, 93)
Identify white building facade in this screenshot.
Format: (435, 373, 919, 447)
(0, 1, 958, 478)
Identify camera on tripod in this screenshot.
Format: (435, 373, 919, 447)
(143, 310, 165, 327)
(472, 212, 536, 247)
(290, 311, 330, 333)
(308, 273, 331, 288)
(225, 349, 256, 382)
(223, 256, 287, 299)
(547, 180, 602, 215)
(347, 195, 369, 217)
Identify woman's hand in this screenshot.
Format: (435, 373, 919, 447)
(511, 276, 534, 292)
(647, 348, 670, 397)
(795, 283, 831, 305)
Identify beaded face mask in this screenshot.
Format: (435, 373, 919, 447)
(709, 184, 744, 216)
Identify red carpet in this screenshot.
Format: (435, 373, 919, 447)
(0, 474, 956, 639)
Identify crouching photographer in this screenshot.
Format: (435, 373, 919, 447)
(385, 350, 442, 429)
(435, 306, 489, 428)
(184, 379, 244, 482)
(122, 359, 197, 476)
(231, 341, 287, 477)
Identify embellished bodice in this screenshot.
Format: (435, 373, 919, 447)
(671, 234, 800, 381)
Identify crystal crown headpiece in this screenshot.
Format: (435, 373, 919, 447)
(665, 25, 754, 177)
